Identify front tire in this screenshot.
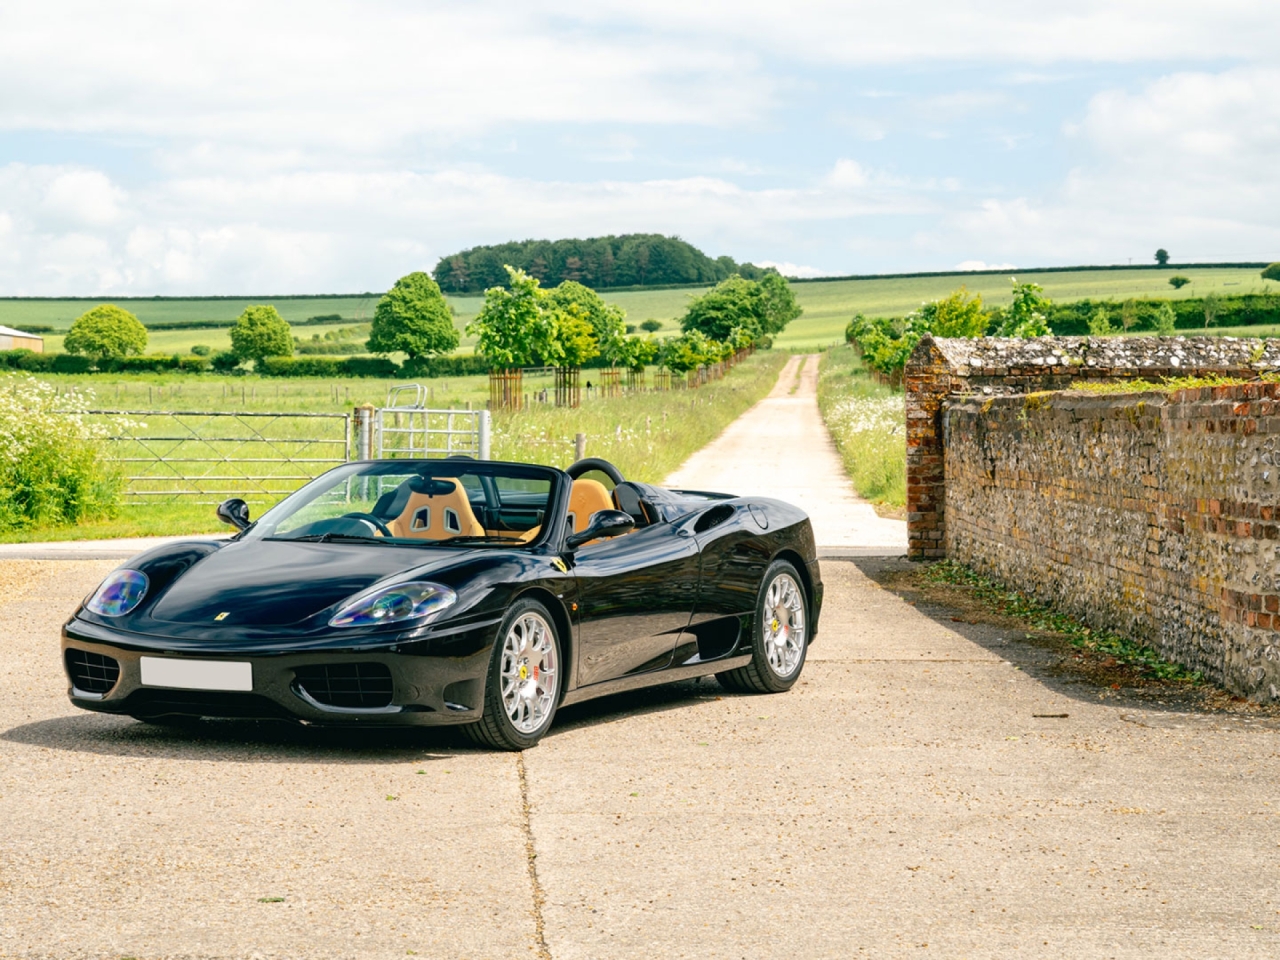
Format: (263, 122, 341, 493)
(464, 598, 562, 750)
(718, 559, 808, 694)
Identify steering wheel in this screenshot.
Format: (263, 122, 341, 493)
(341, 512, 393, 537)
(566, 458, 625, 485)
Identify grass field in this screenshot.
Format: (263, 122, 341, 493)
(1, 351, 786, 542)
(9, 266, 1275, 356)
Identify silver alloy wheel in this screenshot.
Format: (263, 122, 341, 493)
(762, 572, 806, 678)
(499, 611, 559, 734)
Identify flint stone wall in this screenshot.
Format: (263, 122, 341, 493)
(904, 335, 1280, 701)
(906, 335, 1280, 559)
(945, 382, 1280, 700)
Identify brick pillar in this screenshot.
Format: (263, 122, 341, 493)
(905, 335, 951, 560)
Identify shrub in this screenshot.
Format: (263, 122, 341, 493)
(177, 355, 211, 373)
(640, 319, 663, 333)
(367, 272, 460, 360)
(258, 355, 400, 378)
(98, 354, 182, 373)
(0, 375, 122, 531)
(400, 354, 491, 377)
(64, 305, 148, 360)
(1153, 302, 1177, 334)
(1087, 307, 1114, 336)
(1168, 276, 1191, 289)
(190, 344, 212, 356)
(211, 351, 242, 373)
(1263, 263, 1280, 282)
(0, 349, 54, 372)
(51, 354, 93, 373)
(230, 305, 293, 365)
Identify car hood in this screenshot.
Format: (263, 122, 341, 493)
(148, 539, 476, 627)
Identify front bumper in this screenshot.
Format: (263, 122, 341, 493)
(61, 619, 498, 726)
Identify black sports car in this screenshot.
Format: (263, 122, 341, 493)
(62, 457, 822, 749)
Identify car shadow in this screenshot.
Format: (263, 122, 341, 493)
(850, 556, 1280, 728)
(1, 676, 743, 760)
(0, 710, 466, 762)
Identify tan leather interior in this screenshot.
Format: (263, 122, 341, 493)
(567, 478, 614, 533)
(388, 478, 484, 540)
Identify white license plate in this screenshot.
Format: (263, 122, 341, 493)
(140, 656, 253, 692)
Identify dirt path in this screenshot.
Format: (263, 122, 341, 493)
(665, 353, 907, 553)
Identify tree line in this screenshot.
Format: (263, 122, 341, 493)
(39, 266, 802, 379)
(433, 234, 775, 294)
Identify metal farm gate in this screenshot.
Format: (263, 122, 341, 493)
(374, 384, 491, 460)
(86, 409, 353, 504)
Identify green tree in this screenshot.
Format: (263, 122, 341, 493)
(466, 266, 560, 369)
(757, 273, 803, 334)
(1203, 291, 1221, 328)
(366, 271, 459, 359)
(555, 303, 601, 367)
(995, 280, 1051, 337)
(1155, 248, 1170, 266)
(1262, 263, 1280, 282)
(640, 318, 663, 333)
(1087, 307, 1114, 336)
(1168, 275, 1191, 289)
(614, 335, 658, 372)
(658, 330, 718, 372)
(680, 275, 763, 342)
(1120, 298, 1139, 332)
(545, 280, 625, 362)
(63, 305, 147, 360)
(918, 286, 987, 337)
(230, 306, 293, 365)
(1153, 302, 1177, 334)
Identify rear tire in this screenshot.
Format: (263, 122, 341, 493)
(463, 598, 562, 751)
(718, 559, 808, 694)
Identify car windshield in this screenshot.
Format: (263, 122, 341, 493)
(243, 460, 560, 548)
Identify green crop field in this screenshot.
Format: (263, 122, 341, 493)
(4, 266, 1276, 357)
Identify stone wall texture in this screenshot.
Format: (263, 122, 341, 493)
(944, 382, 1280, 700)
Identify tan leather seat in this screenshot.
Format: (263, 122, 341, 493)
(567, 478, 613, 533)
(389, 478, 484, 540)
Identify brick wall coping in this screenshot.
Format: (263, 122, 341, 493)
(913, 334, 1280, 379)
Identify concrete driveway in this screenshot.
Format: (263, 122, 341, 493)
(4, 557, 1279, 958)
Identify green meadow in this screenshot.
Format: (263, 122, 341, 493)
(3, 266, 1276, 357)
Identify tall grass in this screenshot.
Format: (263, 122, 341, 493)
(492, 352, 788, 482)
(816, 344, 905, 510)
(0, 375, 123, 531)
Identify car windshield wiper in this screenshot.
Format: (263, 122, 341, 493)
(441, 535, 526, 544)
(270, 533, 395, 545)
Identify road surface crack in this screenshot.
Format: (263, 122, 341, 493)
(517, 752, 552, 960)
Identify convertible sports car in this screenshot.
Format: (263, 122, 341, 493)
(62, 457, 822, 749)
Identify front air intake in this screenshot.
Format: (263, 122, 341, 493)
(66, 649, 120, 695)
(293, 662, 394, 709)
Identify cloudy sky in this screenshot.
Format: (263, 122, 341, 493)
(1, 1, 1278, 294)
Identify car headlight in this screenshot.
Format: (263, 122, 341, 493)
(329, 581, 457, 628)
(86, 569, 150, 617)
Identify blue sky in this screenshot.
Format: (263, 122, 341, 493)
(0, 2, 1277, 294)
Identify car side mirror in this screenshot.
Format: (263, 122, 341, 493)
(565, 509, 634, 549)
(216, 498, 251, 531)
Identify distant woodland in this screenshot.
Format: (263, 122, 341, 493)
(432, 234, 774, 294)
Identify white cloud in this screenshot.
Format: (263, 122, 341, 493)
(954, 260, 1017, 271)
(755, 261, 825, 279)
